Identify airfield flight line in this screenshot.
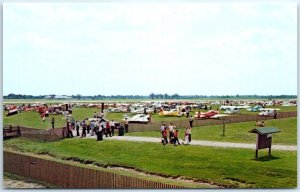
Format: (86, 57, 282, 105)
(77, 134, 297, 151)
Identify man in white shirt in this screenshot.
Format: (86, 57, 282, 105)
(160, 123, 166, 137)
(168, 123, 175, 142)
(110, 120, 115, 136)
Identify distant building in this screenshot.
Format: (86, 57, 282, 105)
(44, 95, 71, 99)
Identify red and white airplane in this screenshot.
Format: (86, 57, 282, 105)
(194, 110, 228, 119)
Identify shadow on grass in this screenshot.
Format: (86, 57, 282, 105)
(253, 155, 281, 162)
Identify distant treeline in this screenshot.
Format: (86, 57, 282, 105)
(3, 93, 297, 100)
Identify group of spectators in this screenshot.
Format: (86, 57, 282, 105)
(62, 112, 129, 140)
(160, 123, 192, 146)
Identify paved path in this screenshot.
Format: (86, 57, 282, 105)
(74, 131, 297, 151)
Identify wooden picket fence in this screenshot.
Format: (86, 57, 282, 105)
(3, 151, 185, 189)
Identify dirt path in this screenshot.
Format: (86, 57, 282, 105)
(3, 177, 46, 189)
(74, 130, 297, 151)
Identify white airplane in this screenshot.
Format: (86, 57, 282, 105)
(131, 107, 154, 114)
(110, 107, 128, 112)
(224, 107, 240, 114)
(246, 105, 263, 112)
(258, 108, 280, 116)
(122, 114, 150, 123)
(220, 105, 250, 110)
(282, 101, 297, 107)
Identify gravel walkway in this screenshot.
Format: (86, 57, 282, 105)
(3, 178, 46, 189)
(74, 130, 297, 151)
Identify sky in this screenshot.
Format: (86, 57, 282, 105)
(3, 2, 297, 96)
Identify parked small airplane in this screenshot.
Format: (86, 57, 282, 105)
(224, 107, 240, 114)
(130, 108, 154, 114)
(6, 105, 18, 116)
(220, 105, 250, 110)
(258, 108, 280, 116)
(110, 107, 128, 113)
(194, 110, 226, 119)
(122, 114, 150, 123)
(246, 105, 262, 112)
(158, 109, 179, 117)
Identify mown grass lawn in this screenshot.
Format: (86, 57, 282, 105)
(127, 117, 297, 145)
(3, 107, 97, 129)
(4, 138, 297, 188)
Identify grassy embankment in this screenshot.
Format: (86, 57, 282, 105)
(4, 138, 297, 188)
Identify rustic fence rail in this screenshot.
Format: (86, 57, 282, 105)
(3, 151, 185, 189)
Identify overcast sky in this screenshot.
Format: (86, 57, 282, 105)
(3, 2, 297, 96)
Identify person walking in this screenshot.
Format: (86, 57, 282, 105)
(67, 122, 73, 138)
(100, 120, 107, 137)
(189, 116, 194, 128)
(76, 121, 80, 136)
(106, 121, 111, 137)
(90, 120, 95, 136)
(160, 123, 166, 137)
(70, 116, 75, 130)
(162, 127, 168, 145)
(51, 116, 55, 129)
(81, 120, 87, 138)
(168, 123, 175, 141)
(96, 121, 103, 141)
(173, 129, 181, 146)
(86, 118, 90, 134)
(182, 128, 190, 145)
(188, 127, 192, 143)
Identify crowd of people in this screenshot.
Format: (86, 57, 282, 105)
(160, 123, 192, 146)
(59, 112, 129, 140)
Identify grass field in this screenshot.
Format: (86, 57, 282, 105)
(4, 137, 297, 188)
(127, 117, 297, 145)
(3, 107, 97, 129)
